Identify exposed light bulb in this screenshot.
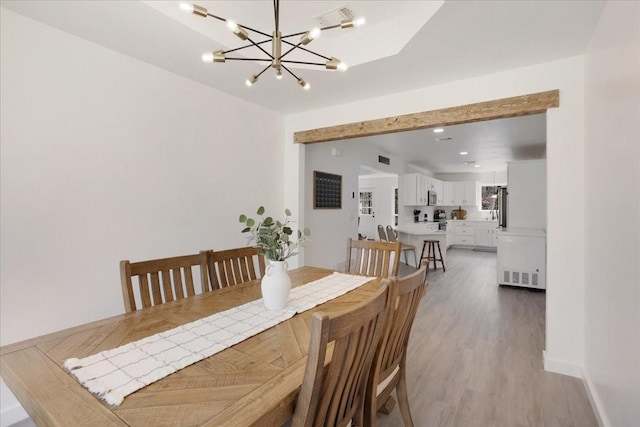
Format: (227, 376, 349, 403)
(226, 20, 239, 32)
(298, 78, 310, 90)
(179, 3, 194, 13)
(275, 69, 283, 80)
(337, 62, 348, 72)
(201, 52, 214, 63)
(309, 27, 321, 40)
(354, 17, 366, 27)
(246, 74, 258, 86)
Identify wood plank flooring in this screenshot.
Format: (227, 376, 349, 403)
(379, 248, 597, 427)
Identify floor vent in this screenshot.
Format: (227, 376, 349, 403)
(501, 270, 540, 287)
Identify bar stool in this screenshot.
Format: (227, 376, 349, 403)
(420, 240, 446, 273)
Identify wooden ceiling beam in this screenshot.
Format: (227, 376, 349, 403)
(293, 89, 559, 144)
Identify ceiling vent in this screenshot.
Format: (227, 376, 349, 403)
(378, 155, 390, 165)
(464, 160, 476, 164)
(316, 6, 356, 27)
(435, 137, 453, 142)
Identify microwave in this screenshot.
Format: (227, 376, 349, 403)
(427, 190, 438, 206)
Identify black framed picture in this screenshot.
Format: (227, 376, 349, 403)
(313, 171, 342, 209)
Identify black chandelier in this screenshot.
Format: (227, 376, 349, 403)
(180, 0, 365, 89)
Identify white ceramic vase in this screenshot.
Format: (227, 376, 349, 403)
(261, 260, 291, 310)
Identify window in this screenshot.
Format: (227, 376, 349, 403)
(481, 186, 499, 210)
(359, 191, 373, 215)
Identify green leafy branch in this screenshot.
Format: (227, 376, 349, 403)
(239, 206, 311, 261)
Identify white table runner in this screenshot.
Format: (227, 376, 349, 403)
(64, 272, 373, 406)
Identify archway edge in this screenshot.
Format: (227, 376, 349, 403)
(294, 89, 559, 144)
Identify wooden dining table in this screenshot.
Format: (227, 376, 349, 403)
(0, 267, 381, 426)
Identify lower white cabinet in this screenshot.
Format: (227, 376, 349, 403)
(475, 227, 496, 247)
(448, 221, 498, 248)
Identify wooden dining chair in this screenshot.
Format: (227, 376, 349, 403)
(345, 238, 401, 278)
(364, 262, 429, 427)
(204, 246, 266, 291)
(291, 281, 392, 427)
(386, 225, 418, 268)
(120, 252, 209, 312)
(377, 224, 388, 241)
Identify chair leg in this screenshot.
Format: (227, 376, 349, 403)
(395, 365, 415, 427)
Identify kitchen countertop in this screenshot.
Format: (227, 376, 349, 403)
(396, 225, 446, 236)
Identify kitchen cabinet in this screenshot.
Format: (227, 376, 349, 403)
(431, 179, 444, 204)
(475, 227, 496, 247)
(403, 173, 428, 206)
(442, 181, 455, 205)
(448, 221, 498, 248)
(440, 181, 479, 206)
(453, 221, 476, 246)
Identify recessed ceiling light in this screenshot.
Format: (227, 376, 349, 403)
(474, 164, 481, 168)
(433, 128, 444, 133)
(460, 151, 468, 155)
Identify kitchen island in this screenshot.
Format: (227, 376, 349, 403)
(396, 222, 448, 268)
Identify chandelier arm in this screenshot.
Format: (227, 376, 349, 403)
(281, 24, 342, 39)
(281, 64, 301, 81)
(223, 39, 272, 54)
(237, 25, 271, 38)
(225, 57, 273, 62)
(205, 13, 227, 23)
(280, 40, 331, 61)
(281, 60, 326, 67)
(256, 64, 272, 78)
(279, 41, 304, 60)
(245, 37, 274, 59)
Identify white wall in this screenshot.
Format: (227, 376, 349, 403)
(303, 140, 404, 270)
(507, 160, 547, 230)
(0, 10, 284, 424)
(286, 56, 587, 380)
(583, 1, 640, 426)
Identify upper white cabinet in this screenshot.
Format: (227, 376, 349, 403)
(430, 178, 444, 204)
(403, 173, 428, 206)
(442, 181, 455, 205)
(440, 181, 479, 206)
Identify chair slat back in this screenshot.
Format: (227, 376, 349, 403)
(385, 225, 398, 243)
(377, 224, 388, 242)
(292, 283, 391, 427)
(205, 246, 266, 291)
(365, 263, 429, 426)
(120, 252, 208, 312)
(346, 238, 401, 278)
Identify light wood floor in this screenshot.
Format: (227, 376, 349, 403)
(379, 248, 597, 427)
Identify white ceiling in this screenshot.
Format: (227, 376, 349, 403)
(1, 0, 605, 173)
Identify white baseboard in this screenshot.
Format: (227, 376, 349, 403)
(542, 350, 583, 378)
(0, 404, 29, 427)
(583, 370, 610, 427)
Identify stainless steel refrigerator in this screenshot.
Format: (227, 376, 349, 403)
(497, 186, 508, 228)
